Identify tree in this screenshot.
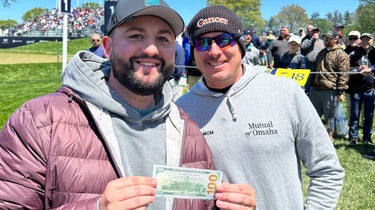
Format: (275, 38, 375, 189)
(206, 0, 265, 32)
(311, 18, 331, 34)
(356, 0, 375, 33)
(22, 7, 49, 22)
(274, 4, 310, 33)
(331, 10, 344, 25)
(0, 19, 17, 28)
(82, 2, 100, 10)
(1, 0, 16, 7)
(343, 11, 353, 26)
(265, 16, 279, 33)
(310, 12, 320, 21)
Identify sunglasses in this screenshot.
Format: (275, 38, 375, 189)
(349, 37, 358, 41)
(92, 39, 100, 42)
(193, 33, 238, 51)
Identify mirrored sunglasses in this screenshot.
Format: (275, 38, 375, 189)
(193, 33, 238, 51)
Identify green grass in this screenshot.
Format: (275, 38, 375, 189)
(0, 37, 91, 55)
(0, 40, 374, 209)
(327, 142, 374, 210)
(0, 63, 61, 126)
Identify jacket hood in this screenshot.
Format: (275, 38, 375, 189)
(62, 51, 173, 123)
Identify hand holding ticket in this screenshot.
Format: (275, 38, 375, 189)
(152, 165, 223, 200)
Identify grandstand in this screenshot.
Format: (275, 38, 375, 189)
(1, 6, 104, 38)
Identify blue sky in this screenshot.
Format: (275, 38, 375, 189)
(0, 0, 360, 24)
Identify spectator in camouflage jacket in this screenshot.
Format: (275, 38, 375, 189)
(310, 30, 350, 140)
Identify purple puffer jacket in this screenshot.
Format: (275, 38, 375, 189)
(0, 86, 215, 210)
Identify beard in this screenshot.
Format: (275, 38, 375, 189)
(110, 53, 174, 96)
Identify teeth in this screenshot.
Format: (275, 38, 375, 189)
(211, 62, 224, 66)
(140, 62, 156, 67)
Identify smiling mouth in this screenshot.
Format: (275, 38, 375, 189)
(137, 61, 159, 67)
(209, 61, 226, 66)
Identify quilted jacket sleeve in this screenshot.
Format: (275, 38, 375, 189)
(0, 90, 115, 209)
(0, 101, 50, 209)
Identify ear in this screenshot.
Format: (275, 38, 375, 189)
(102, 35, 111, 59)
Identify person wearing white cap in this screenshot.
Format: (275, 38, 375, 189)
(279, 35, 306, 69)
(344, 31, 362, 119)
(345, 30, 361, 55)
(0, 0, 256, 209)
(347, 33, 375, 145)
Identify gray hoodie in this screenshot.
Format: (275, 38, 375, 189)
(62, 51, 180, 210)
(177, 64, 345, 210)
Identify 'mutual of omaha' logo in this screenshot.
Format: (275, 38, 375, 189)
(245, 121, 278, 137)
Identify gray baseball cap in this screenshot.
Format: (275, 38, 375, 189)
(106, 0, 184, 36)
(361, 33, 374, 40)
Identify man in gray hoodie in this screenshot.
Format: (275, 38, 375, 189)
(0, 0, 256, 209)
(177, 5, 345, 210)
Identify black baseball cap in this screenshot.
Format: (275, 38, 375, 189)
(334, 23, 345, 28)
(243, 28, 252, 35)
(324, 30, 339, 39)
(106, 0, 184, 36)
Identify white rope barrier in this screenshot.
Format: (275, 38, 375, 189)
(175, 65, 367, 75)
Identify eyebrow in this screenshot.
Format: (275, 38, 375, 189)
(125, 26, 174, 37)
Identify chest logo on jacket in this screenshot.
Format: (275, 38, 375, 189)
(245, 121, 278, 137)
(202, 130, 214, 136)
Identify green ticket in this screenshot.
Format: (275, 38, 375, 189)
(152, 165, 223, 200)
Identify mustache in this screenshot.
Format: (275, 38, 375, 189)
(130, 54, 165, 67)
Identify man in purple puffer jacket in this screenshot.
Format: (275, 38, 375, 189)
(0, 0, 256, 209)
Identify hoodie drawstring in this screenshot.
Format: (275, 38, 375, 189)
(226, 93, 238, 121)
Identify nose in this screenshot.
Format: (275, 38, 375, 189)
(142, 40, 159, 56)
(209, 41, 222, 56)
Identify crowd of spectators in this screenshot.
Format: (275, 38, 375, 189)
(0, 6, 104, 37)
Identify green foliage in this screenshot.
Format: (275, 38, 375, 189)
(1, 0, 16, 7)
(356, 0, 375, 34)
(327, 10, 344, 25)
(311, 18, 332, 34)
(310, 12, 320, 20)
(272, 4, 310, 33)
(0, 19, 18, 28)
(22, 7, 49, 22)
(343, 11, 353, 26)
(206, 0, 265, 32)
(82, 2, 100, 10)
